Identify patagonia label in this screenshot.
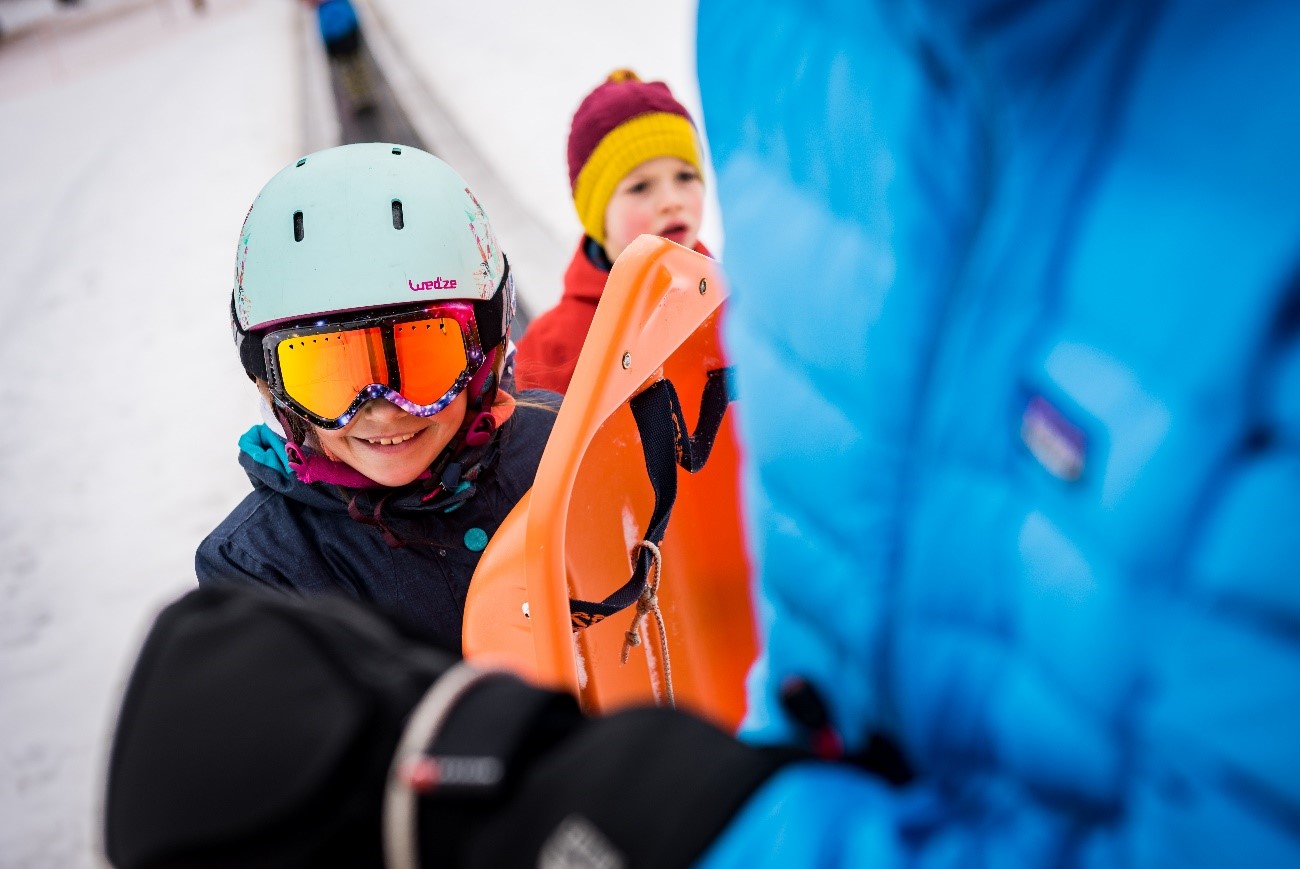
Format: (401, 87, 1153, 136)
(1021, 394, 1086, 481)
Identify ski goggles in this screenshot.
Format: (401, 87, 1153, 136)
(259, 301, 486, 430)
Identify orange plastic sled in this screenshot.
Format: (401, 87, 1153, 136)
(463, 236, 757, 732)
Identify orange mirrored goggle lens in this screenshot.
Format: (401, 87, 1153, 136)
(275, 318, 469, 420)
(277, 326, 388, 421)
(391, 317, 471, 405)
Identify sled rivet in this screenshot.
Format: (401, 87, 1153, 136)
(699, 278, 707, 295)
(622, 352, 632, 369)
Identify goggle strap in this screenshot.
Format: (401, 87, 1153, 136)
(232, 297, 269, 383)
(471, 258, 511, 350)
(465, 345, 499, 411)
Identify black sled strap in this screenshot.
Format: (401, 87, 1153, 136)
(568, 367, 736, 628)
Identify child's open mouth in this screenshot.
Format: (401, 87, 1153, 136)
(355, 428, 425, 451)
(659, 223, 689, 245)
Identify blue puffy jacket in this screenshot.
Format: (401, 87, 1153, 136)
(696, 0, 1300, 864)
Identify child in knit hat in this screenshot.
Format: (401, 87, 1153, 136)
(514, 70, 710, 394)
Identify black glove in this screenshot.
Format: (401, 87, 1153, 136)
(105, 586, 791, 869)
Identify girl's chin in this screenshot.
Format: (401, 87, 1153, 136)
(369, 470, 425, 487)
(355, 456, 433, 487)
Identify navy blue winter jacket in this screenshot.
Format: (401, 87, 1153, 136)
(196, 395, 557, 651)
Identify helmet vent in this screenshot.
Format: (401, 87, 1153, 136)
(295, 157, 307, 167)
(392, 199, 404, 230)
(392, 147, 402, 155)
(293, 211, 305, 242)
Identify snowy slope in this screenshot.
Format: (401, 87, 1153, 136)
(0, 2, 307, 865)
(0, 1, 699, 866)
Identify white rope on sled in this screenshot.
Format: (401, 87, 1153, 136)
(619, 539, 675, 708)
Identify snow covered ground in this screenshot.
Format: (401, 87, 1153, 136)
(0, 0, 699, 865)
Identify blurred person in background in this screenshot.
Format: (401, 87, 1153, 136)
(311, 0, 373, 114)
(514, 70, 712, 395)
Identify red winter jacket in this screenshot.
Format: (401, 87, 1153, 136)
(515, 237, 711, 394)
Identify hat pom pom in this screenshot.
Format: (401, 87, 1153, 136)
(606, 68, 641, 84)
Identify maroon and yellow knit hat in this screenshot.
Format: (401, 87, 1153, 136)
(567, 69, 703, 246)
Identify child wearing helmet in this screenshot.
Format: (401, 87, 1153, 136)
(513, 70, 711, 394)
(197, 143, 557, 650)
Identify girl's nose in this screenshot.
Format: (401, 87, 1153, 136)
(362, 397, 409, 420)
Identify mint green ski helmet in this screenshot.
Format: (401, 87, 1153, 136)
(230, 142, 515, 450)
(232, 142, 509, 332)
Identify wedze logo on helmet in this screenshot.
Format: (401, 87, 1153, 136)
(409, 278, 458, 292)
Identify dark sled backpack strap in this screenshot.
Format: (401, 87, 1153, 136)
(568, 367, 737, 628)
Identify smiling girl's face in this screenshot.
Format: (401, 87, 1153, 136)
(313, 391, 468, 487)
(602, 156, 704, 263)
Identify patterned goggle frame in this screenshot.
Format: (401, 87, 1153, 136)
(260, 301, 485, 430)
